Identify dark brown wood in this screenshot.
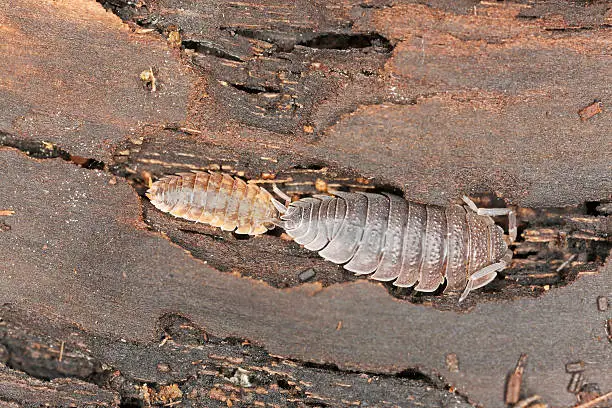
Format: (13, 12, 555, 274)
(1, 147, 610, 407)
(0, 309, 470, 407)
(0, 0, 610, 407)
(0, 0, 192, 163)
(0, 363, 119, 407)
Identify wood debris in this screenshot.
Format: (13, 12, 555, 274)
(578, 101, 603, 121)
(138, 383, 183, 405)
(574, 390, 612, 408)
(167, 27, 181, 48)
(565, 361, 586, 373)
(567, 372, 584, 394)
(596, 296, 608, 311)
(506, 354, 528, 405)
(58, 341, 65, 362)
(513, 395, 546, 408)
(445, 353, 460, 372)
(140, 67, 157, 92)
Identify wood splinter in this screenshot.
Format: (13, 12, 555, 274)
(506, 353, 528, 405)
(578, 101, 603, 121)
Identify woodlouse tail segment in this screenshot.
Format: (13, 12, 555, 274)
(271, 197, 289, 214)
(267, 183, 294, 230)
(146, 175, 179, 213)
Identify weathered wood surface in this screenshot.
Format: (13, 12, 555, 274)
(0, 0, 611, 407)
(0, 147, 610, 407)
(0, 306, 471, 407)
(0, 363, 119, 407)
(0, 0, 192, 163)
(105, 0, 611, 207)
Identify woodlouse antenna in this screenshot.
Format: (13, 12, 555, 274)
(266, 184, 294, 229)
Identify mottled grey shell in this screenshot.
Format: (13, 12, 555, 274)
(281, 191, 508, 293)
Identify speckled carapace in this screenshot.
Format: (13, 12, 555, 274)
(146, 172, 278, 235)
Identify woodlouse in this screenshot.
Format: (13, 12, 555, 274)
(272, 191, 516, 301)
(146, 172, 278, 235)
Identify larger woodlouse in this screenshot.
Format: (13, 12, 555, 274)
(271, 191, 516, 301)
(146, 172, 278, 235)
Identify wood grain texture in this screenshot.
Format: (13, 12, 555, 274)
(1, 148, 610, 408)
(0, 308, 471, 407)
(0, 0, 193, 162)
(0, 363, 119, 407)
(124, 0, 611, 207)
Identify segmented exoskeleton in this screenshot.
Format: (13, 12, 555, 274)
(271, 191, 516, 301)
(146, 172, 278, 235)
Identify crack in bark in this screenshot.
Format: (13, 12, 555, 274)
(231, 28, 394, 54)
(297, 32, 393, 52)
(111, 135, 611, 310)
(0, 131, 105, 170)
(3, 131, 608, 311)
(228, 82, 282, 95)
(182, 39, 244, 62)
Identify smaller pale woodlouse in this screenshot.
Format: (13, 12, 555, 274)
(146, 172, 278, 235)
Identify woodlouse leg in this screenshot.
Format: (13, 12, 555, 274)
(461, 195, 481, 213)
(502, 249, 513, 264)
(459, 260, 507, 303)
(462, 196, 517, 241)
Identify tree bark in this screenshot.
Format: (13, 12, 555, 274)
(0, 0, 610, 406)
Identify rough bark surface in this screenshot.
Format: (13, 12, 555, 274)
(0, 0, 611, 407)
(0, 362, 119, 407)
